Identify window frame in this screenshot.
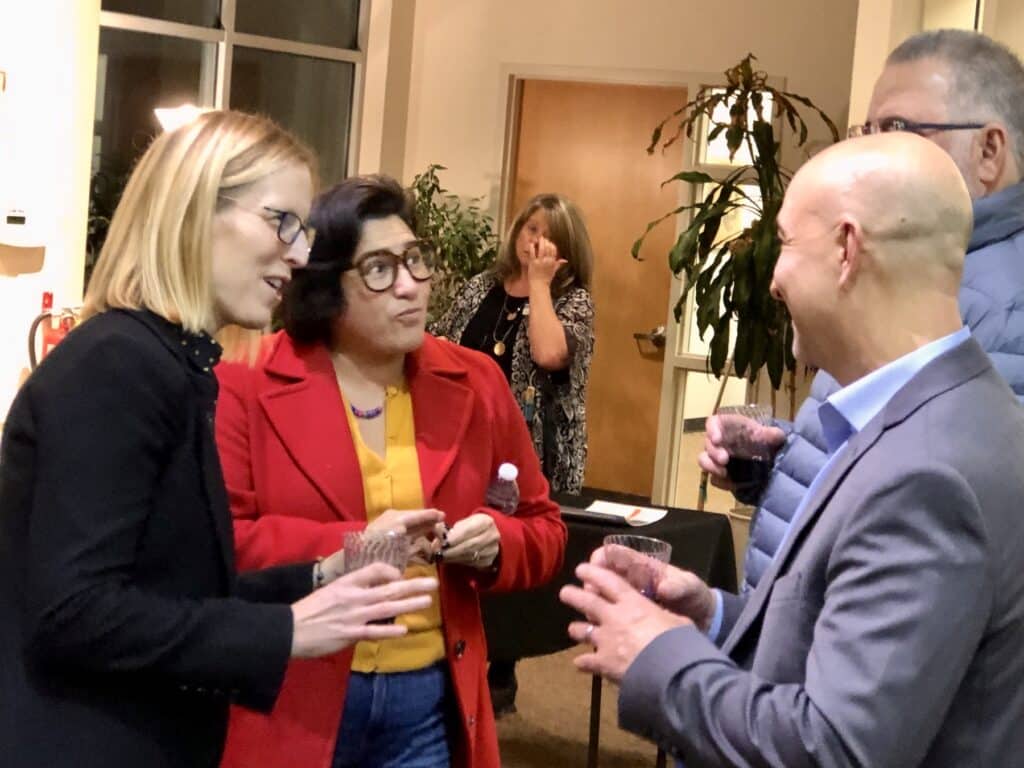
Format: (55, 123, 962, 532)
(98, 0, 368, 175)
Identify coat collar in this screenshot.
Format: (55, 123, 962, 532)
(969, 181, 1024, 253)
(722, 338, 992, 656)
(258, 333, 475, 517)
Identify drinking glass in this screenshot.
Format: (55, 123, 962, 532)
(342, 530, 412, 574)
(716, 403, 774, 494)
(342, 530, 412, 624)
(602, 534, 672, 599)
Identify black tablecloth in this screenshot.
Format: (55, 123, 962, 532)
(482, 495, 737, 660)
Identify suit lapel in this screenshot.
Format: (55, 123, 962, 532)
(259, 338, 366, 519)
(407, 338, 475, 507)
(721, 338, 993, 657)
(721, 421, 884, 655)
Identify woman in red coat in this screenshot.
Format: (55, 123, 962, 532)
(215, 175, 566, 768)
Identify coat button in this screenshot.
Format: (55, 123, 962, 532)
(454, 640, 466, 658)
(468, 715, 476, 727)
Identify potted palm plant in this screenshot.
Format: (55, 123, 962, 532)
(632, 54, 839, 398)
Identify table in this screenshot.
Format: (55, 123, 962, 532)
(482, 493, 737, 767)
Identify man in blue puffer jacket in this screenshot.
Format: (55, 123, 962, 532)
(700, 29, 1024, 612)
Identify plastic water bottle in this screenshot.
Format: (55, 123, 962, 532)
(485, 462, 519, 515)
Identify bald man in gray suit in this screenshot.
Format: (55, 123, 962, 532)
(561, 133, 1024, 767)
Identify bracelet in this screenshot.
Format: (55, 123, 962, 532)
(313, 557, 327, 590)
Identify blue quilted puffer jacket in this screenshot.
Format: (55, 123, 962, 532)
(741, 182, 1024, 593)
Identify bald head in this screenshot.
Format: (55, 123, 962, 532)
(771, 133, 973, 381)
(789, 132, 972, 275)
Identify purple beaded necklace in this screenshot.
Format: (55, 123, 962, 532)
(349, 403, 384, 420)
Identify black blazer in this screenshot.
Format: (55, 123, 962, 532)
(0, 309, 310, 768)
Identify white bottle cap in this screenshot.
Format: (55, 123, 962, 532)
(498, 462, 519, 481)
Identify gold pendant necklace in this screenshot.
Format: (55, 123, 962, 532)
(491, 293, 526, 357)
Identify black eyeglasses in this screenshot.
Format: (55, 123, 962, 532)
(350, 241, 437, 292)
(847, 117, 985, 139)
(218, 197, 315, 246)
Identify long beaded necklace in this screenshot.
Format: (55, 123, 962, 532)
(491, 293, 528, 357)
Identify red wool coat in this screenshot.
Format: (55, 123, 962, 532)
(214, 332, 566, 768)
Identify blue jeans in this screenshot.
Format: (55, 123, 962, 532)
(331, 662, 453, 768)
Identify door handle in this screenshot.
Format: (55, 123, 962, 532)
(633, 325, 666, 352)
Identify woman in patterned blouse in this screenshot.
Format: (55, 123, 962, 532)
(431, 193, 595, 715)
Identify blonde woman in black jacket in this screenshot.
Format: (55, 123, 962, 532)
(0, 111, 438, 768)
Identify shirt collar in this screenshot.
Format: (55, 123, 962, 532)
(818, 327, 970, 452)
(139, 309, 223, 374)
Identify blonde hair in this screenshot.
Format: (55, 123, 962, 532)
(494, 193, 594, 297)
(83, 110, 317, 333)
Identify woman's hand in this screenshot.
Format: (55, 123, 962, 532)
(318, 509, 445, 582)
(367, 508, 445, 538)
(290, 563, 438, 658)
(526, 236, 567, 288)
(439, 513, 501, 569)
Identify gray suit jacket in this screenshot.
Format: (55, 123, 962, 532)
(619, 338, 1024, 767)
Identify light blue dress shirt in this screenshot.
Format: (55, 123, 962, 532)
(706, 327, 971, 642)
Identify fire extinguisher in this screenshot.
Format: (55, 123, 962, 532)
(28, 292, 80, 370)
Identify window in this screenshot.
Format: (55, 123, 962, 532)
(230, 47, 355, 184)
(102, 0, 220, 28)
(234, 0, 361, 49)
(93, 28, 215, 181)
(88, 0, 364, 281)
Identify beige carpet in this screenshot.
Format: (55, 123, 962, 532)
(495, 646, 662, 767)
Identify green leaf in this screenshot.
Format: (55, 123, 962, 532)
(732, 314, 752, 378)
(748, 326, 769, 376)
(726, 124, 745, 160)
(673, 293, 687, 323)
(648, 124, 664, 152)
(731, 239, 753, 307)
(766, 330, 784, 390)
(669, 226, 700, 274)
(709, 315, 731, 376)
(632, 203, 696, 260)
(660, 170, 716, 188)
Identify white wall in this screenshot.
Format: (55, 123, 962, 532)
(402, 0, 860, 207)
(848, 0, 926, 124)
(922, 0, 977, 29)
(983, 0, 1024, 52)
(0, 0, 99, 422)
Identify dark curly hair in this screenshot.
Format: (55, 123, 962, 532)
(279, 174, 413, 345)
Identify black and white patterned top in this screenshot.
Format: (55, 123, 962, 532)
(431, 272, 594, 494)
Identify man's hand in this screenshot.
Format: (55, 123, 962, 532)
(591, 546, 717, 631)
(290, 563, 437, 658)
(439, 513, 500, 569)
(697, 414, 785, 491)
(560, 563, 692, 683)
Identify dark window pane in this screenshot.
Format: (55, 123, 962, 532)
(235, 0, 360, 49)
(102, 0, 220, 27)
(230, 48, 354, 185)
(88, 28, 214, 283)
(94, 28, 214, 176)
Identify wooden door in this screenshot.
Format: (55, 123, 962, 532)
(510, 79, 686, 497)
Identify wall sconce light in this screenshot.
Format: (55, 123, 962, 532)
(153, 103, 211, 132)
